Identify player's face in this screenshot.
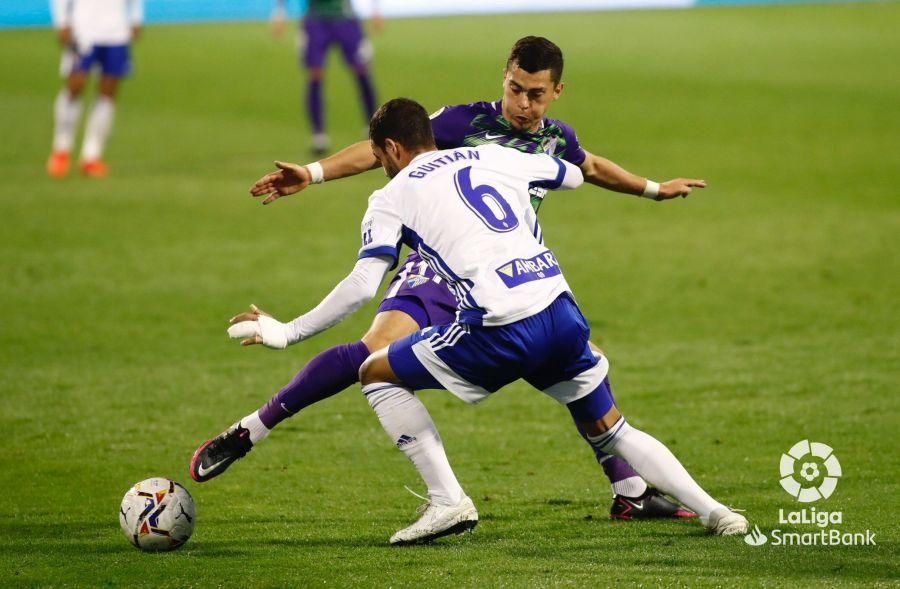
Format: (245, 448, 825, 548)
(501, 64, 563, 132)
(372, 141, 400, 179)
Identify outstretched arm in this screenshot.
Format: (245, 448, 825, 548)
(249, 141, 381, 205)
(227, 256, 392, 348)
(579, 149, 706, 201)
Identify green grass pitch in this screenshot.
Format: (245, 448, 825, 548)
(1, 4, 898, 587)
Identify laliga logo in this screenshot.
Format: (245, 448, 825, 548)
(779, 440, 842, 503)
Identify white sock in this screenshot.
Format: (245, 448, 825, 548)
(363, 383, 465, 506)
(239, 410, 270, 444)
(594, 419, 727, 524)
(611, 476, 648, 498)
(81, 96, 115, 161)
(52, 89, 82, 153)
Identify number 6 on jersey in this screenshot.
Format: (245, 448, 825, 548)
(454, 166, 519, 233)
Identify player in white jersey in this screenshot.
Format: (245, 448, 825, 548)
(47, 0, 143, 178)
(226, 98, 748, 544)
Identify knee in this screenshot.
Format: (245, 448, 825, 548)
(307, 68, 323, 82)
(66, 77, 86, 97)
(360, 331, 390, 353)
(358, 355, 376, 385)
(359, 349, 397, 386)
(576, 406, 622, 438)
(568, 380, 620, 436)
(98, 78, 118, 98)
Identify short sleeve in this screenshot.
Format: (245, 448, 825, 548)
(358, 189, 403, 269)
(430, 105, 470, 150)
(509, 150, 584, 191)
(555, 120, 587, 167)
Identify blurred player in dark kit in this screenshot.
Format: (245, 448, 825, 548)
(272, 0, 380, 155)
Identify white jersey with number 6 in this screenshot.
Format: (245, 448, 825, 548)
(358, 144, 583, 327)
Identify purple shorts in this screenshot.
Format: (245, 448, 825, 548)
(376, 252, 459, 329)
(74, 44, 131, 78)
(302, 17, 370, 69)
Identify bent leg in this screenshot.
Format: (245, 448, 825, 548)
(256, 340, 371, 429)
(568, 381, 727, 524)
(253, 309, 419, 432)
(572, 347, 648, 498)
(360, 347, 465, 506)
(253, 255, 449, 435)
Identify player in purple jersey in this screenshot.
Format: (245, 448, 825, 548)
(191, 37, 703, 521)
(209, 98, 749, 544)
(272, 0, 379, 155)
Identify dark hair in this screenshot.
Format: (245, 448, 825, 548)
(369, 98, 435, 151)
(506, 36, 564, 84)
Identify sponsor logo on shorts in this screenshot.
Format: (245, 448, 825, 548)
(495, 250, 561, 288)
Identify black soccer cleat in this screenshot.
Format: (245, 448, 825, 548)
(609, 488, 697, 520)
(190, 423, 253, 483)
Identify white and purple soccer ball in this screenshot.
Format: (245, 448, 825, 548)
(119, 477, 195, 551)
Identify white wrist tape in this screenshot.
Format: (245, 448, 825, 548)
(641, 179, 660, 200)
(227, 315, 290, 349)
(306, 161, 324, 184)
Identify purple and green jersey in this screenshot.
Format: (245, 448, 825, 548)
(431, 100, 586, 212)
(305, 0, 356, 19)
(376, 99, 587, 328)
(301, 0, 370, 69)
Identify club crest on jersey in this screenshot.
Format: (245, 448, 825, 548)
(495, 250, 561, 288)
(541, 137, 558, 155)
(406, 274, 430, 288)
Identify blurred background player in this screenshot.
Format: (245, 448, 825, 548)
(47, 0, 143, 179)
(272, 0, 380, 155)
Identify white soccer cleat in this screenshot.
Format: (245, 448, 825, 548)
(389, 496, 479, 545)
(704, 507, 749, 536)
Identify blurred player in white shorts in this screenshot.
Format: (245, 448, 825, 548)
(47, 0, 142, 178)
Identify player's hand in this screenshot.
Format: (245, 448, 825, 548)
(57, 27, 73, 46)
(658, 178, 707, 200)
(131, 25, 141, 41)
(249, 161, 311, 205)
(227, 304, 290, 349)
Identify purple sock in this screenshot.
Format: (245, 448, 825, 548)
(307, 78, 324, 133)
(354, 72, 376, 120)
(257, 341, 370, 429)
(573, 420, 643, 489)
(602, 456, 642, 487)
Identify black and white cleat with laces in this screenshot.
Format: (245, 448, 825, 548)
(190, 423, 254, 483)
(610, 488, 696, 520)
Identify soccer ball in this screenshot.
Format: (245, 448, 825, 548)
(119, 477, 196, 551)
